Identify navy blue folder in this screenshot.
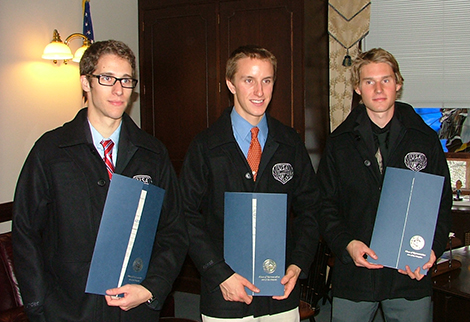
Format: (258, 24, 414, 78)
(85, 174, 165, 295)
(224, 192, 287, 296)
(369, 167, 444, 271)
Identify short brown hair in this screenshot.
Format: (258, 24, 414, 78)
(351, 48, 404, 89)
(225, 45, 277, 82)
(79, 40, 136, 101)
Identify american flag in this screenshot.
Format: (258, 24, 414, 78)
(83, 0, 94, 42)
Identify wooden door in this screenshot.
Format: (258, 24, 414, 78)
(138, 0, 329, 295)
(219, 0, 305, 136)
(139, 3, 218, 172)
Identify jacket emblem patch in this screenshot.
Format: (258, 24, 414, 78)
(272, 163, 294, 184)
(404, 152, 427, 172)
(133, 174, 153, 184)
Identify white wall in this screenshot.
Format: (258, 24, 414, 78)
(0, 0, 139, 232)
(0, 0, 140, 204)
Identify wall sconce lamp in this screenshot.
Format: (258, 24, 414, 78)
(42, 29, 91, 64)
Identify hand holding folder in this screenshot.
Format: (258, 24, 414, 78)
(397, 250, 436, 281)
(86, 174, 165, 296)
(220, 273, 260, 304)
(224, 192, 287, 296)
(346, 240, 383, 269)
(105, 284, 153, 310)
(369, 167, 444, 272)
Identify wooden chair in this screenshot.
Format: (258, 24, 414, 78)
(299, 238, 332, 322)
(0, 232, 28, 322)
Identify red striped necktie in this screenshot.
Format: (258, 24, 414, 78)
(100, 139, 115, 179)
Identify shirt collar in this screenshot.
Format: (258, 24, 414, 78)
(230, 108, 268, 145)
(88, 120, 122, 162)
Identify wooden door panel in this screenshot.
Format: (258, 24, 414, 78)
(137, 0, 329, 294)
(140, 4, 217, 172)
(219, 0, 304, 136)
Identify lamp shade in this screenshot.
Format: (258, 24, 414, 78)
(72, 45, 89, 63)
(42, 41, 73, 60)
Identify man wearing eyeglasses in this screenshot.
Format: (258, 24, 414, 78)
(12, 40, 188, 322)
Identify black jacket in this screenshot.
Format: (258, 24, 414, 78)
(317, 102, 452, 301)
(12, 108, 188, 322)
(179, 107, 321, 318)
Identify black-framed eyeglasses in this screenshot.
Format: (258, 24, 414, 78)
(89, 74, 138, 89)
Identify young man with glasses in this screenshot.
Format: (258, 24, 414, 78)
(12, 40, 188, 322)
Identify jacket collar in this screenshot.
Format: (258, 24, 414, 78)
(206, 107, 296, 150)
(57, 108, 161, 155)
(331, 101, 430, 137)
(57, 108, 93, 147)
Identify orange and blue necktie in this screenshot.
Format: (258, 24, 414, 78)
(247, 127, 262, 181)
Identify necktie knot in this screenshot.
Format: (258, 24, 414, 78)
(100, 139, 115, 179)
(247, 127, 262, 181)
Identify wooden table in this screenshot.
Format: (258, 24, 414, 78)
(432, 246, 470, 321)
(451, 203, 470, 245)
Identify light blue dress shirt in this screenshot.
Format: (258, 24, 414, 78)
(88, 120, 122, 165)
(230, 108, 268, 158)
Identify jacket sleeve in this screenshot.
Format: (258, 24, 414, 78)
(316, 141, 356, 264)
(178, 138, 234, 292)
(140, 146, 189, 310)
(12, 143, 49, 322)
(288, 138, 321, 278)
